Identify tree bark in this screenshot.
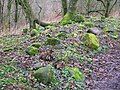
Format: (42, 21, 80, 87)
(68, 0, 78, 14)
(61, 0, 67, 15)
(18, 0, 35, 28)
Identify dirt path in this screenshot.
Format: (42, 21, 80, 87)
(88, 39, 120, 90)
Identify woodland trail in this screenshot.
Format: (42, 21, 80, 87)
(88, 38, 120, 90)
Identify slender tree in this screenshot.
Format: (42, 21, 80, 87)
(60, 0, 79, 24)
(68, 0, 78, 14)
(61, 0, 67, 15)
(89, 0, 118, 17)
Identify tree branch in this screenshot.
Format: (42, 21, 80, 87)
(97, 0, 106, 8)
(109, 0, 118, 14)
(88, 9, 105, 16)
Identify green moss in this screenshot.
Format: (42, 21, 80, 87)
(60, 13, 85, 26)
(82, 33, 99, 49)
(38, 26, 45, 32)
(46, 34, 51, 37)
(66, 67, 84, 80)
(44, 38, 60, 46)
(74, 14, 85, 23)
(32, 43, 41, 48)
(3, 47, 13, 51)
(25, 46, 38, 56)
(56, 32, 67, 38)
(0, 39, 3, 43)
(85, 22, 94, 28)
(33, 66, 54, 84)
(73, 42, 79, 47)
(31, 29, 39, 37)
(101, 16, 106, 20)
(104, 27, 109, 32)
(60, 13, 75, 26)
(22, 28, 28, 34)
(77, 30, 83, 33)
(78, 24, 85, 28)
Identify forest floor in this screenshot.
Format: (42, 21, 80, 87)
(87, 36, 120, 90)
(0, 17, 120, 90)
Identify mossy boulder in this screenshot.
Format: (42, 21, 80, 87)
(3, 47, 13, 51)
(82, 33, 99, 49)
(85, 22, 94, 28)
(32, 43, 41, 48)
(104, 27, 109, 32)
(38, 26, 45, 32)
(60, 13, 85, 26)
(101, 16, 106, 20)
(66, 67, 84, 80)
(78, 24, 85, 28)
(0, 39, 3, 43)
(56, 32, 68, 38)
(33, 66, 54, 84)
(22, 28, 28, 34)
(77, 30, 83, 33)
(60, 13, 75, 26)
(25, 46, 38, 56)
(74, 14, 85, 23)
(44, 38, 60, 46)
(31, 29, 39, 37)
(46, 34, 51, 37)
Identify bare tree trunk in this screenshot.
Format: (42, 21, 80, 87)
(60, 0, 79, 25)
(68, 0, 78, 14)
(0, 1, 2, 23)
(18, 0, 35, 29)
(105, 0, 110, 17)
(61, 0, 67, 15)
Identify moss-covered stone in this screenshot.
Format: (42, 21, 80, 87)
(60, 13, 85, 26)
(82, 33, 99, 49)
(3, 47, 13, 51)
(46, 34, 51, 37)
(66, 67, 84, 80)
(85, 22, 94, 28)
(32, 43, 41, 48)
(73, 42, 79, 47)
(74, 14, 85, 23)
(60, 13, 75, 26)
(56, 32, 68, 38)
(22, 28, 28, 34)
(0, 39, 3, 43)
(44, 38, 60, 46)
(31, 29, 39, 37)
(78, 24, 85, 28)
(104, 27, 109, 32)
(101, 16, 106, 20)
(38, 26, 45, 32)
(33, 66, 54, 84)
(25, 46, 38, 56)
(77, 30, 83, 33)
